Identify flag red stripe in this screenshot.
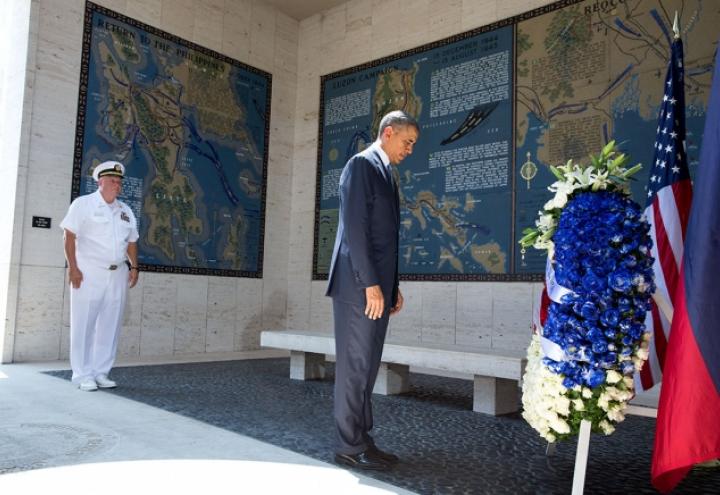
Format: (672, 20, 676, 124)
(652, 199, 680, 300)
(651, 301, 667, 368)
(639, 343, 654, 390)
(539, 287, 550, 327)
(640, 301, 666, 390)
(671, 179, 693, 240)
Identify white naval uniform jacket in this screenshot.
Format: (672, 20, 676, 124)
(60, 190, 139, 269)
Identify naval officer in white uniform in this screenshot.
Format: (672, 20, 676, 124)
(60, 161, 140, 391)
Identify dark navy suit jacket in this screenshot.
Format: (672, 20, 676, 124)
(326, 145, 400, 308)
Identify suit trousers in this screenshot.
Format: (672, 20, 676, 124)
(69, 262, 128, 382)
(332, 299, 390, 455)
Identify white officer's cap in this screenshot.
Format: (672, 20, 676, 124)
(92, 161, 125, 181)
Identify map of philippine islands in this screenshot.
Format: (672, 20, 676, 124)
(370, 64, 423, 139)
(76, 4, 270, 276)
(318, 54, 512, 278)
(371, 63, 511, 275)
(402, 187, 507, 274)
(370, 66, 507, 274)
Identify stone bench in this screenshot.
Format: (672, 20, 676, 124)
(260, 330, 527, 416)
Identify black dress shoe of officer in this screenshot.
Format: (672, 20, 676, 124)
(368, 445, 399, 464)
(334, 450, 390, 471)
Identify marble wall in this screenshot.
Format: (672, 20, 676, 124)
(6, 0, 298, 362)
(5, 0, 552, 363)
(286, 0, 554, 351)
(0, 0, 34, 362)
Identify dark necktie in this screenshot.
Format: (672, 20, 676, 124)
(384, 163, 395, 192)
(386, 164, 400, 219)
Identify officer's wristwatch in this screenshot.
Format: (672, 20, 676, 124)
(130, 266, 139, 271)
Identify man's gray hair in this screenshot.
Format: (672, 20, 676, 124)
(377, 110, 419, 135)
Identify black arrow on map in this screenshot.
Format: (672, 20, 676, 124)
(440, 101, 499, 146)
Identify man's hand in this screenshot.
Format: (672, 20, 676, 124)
(68, 266, 83, 289)
(364, 285, 384, 320)
(389, 288, 404, 315)
(128, 269, 139, 288)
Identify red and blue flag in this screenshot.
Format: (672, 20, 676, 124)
(651, 39, 720, 493)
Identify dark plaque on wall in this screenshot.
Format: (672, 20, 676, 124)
(32, 216, 52, 229)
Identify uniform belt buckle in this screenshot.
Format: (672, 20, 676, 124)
(108, 264, 118, 270)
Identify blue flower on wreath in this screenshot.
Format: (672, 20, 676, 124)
(541, 191, 655, 389)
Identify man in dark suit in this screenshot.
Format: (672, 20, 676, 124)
(326, 110, 419, 471)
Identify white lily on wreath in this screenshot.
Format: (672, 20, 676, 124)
(520, 140, 643, 260)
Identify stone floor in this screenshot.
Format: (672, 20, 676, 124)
(30, 358, 720, 494)
(0, 354, 413, 495)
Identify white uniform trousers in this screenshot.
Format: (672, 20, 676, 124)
(70, 263, 128, 382)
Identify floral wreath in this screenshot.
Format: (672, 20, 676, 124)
(519, 141, 655, 442)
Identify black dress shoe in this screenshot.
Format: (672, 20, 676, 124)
(334, 450, 390, 471)
(368, 445, 399, 464)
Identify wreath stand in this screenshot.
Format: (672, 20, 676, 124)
(547, 406, 658, 494)
(570, 420, 593, 494)
(545, 420, 592, 495)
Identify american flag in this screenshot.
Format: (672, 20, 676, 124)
(636, 37, 693, 391)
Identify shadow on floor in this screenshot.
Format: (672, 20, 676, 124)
(46, 359, 719, 495)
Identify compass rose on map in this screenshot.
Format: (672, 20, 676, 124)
(520, 152, 537, 189)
